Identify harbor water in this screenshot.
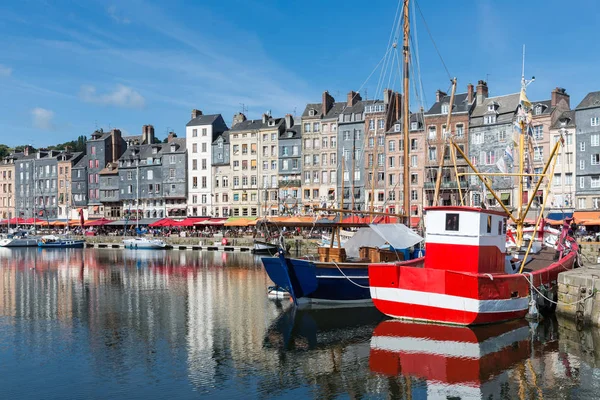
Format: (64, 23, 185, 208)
(0, 248, 598, 399)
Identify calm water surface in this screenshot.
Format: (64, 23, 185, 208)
(0, 248, 598, 399)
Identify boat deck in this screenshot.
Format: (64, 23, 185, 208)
(521, 247, 558, 273)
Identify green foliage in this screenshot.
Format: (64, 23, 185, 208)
(0, 144, 9, 159)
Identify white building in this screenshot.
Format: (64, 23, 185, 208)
(186, 110, 228, 216)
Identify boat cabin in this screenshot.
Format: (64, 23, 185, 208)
(424, 206, 508, 274)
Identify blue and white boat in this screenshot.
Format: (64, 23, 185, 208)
(261, 223, 424, 306)
(38, 235, 85, 248)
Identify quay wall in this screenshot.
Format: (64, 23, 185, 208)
(557, 266, 600, 326)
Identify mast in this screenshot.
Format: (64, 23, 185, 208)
(136, 164, 139, 231)
(351, 129, 356, 210)
(402, 0, 410, 225)
(433, 78, 457, 206)
(340, 156, 345, 211)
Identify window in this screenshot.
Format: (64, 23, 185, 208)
(428, 126, 436, 140)
(147, 170, 153, 180)
(533, 146, 543, 161)
(532, 125, 543, 139)
(428, 147, 437, 161)
(410, 122, 416, 131)
(592, 176, 600, 189)
(202, 128, 207, 136)
(202, 159, 207, 170)
(592, 134, 600, 147)
(581, 142, 586, 152)
(484, 115, 496, 124)
(580, 177, 585, 188)
(565, 173, 573, 185)
(343, 131, 351, 140)
(553, 174, 561, 186)
(410, 139, 418, 151)
(411, 190, 418, 201)
(456, 124, 464, 138)
(388, 140, 396, 152)
(388, 191, 396, 201)
(411, 155, 417, 167)
(192, 143, 198, 153)
(369, 120, 375, 131)
(192, 129, 197, 137)
(591, 117, 599, 126)
(192, 177, 198, 188)
(201, 143, 207, 153)
(593, 154, 600, 166)
(378, 119, 385, 129)
(580, 160, 586, 170)
(304, 123, 311, 133)
(389, 156, 395, 168)
(441, 104, 449, 114)
(566, 134, 573, 145)
(445, 213, 459, 231)
(498, 130, 507, 141)
(473, 132, 483, 145)
(578, 198, 586, 209)
(368, 137, 374, 148)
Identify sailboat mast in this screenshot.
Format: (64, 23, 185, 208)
(351, 131, 356, 210)
(136, 164, 140, 230)
(516, 45, 527, 248)
(402, 0, 410, 225)
(433, 78, 457, 206)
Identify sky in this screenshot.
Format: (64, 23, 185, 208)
(0, 0, 599, 147)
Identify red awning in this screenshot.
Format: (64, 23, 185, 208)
(174, 217, 209, 227)
(410, 217, 420, 228)
(85, 218, 112, 226)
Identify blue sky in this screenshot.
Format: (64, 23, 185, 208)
(0, 0, 598, 147)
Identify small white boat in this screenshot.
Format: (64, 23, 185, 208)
(123, 237, 171, 249)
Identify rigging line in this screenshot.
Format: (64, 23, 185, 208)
(411, 0, 425, 106)
(414, 0, 451, 81)
(376, 1, 403, 99)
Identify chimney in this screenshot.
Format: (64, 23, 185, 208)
(285, 114, 294, 129)
(551, 87, 570, 108)
(191, 109, 202, 119)
(110, 129, 122, 162)
(141, 125, 148, 145)
(167, 131, 177, 143)
(232, 112, 247, 127)
(24, 145, 29, 156)
(476, 80, 489, 105)
(436, 90, 447, 103)
(347, 91, 362, 107)
(262, 113, 268, 124)
(467, 83, 474, 104)
(321, 91, 334, 116)
(395, 93, 402, 121)
(147, 125, 155, 144)
(384, 89, 393, 105)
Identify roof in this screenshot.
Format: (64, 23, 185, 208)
(301, 102, 347, 120)
(470, 93, 520, 127)
(186, 114, 222, 127)
(576, 91, 600, 110)
(551, 110, 576, 129)
(212, 131, 230, 145)
(99, 162, 119, 175)
(386, 113, 425, 134)
(73, 155, 88, 169)
(425, 92, 471, 115)
(229, 117, 283, 132)
(279, 124, 301, 140)
(530, 100, 553, 116)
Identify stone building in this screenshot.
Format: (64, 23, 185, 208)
(468, 81, 519, 208)
(0, 153, 21, 220)
(422, 85, 473, 208)
(575, 91, 600, 210)
(549, 110, 576, 210)
(71, 155, 88, 216)
(57, 151, 83, 220)
(86, 128, 125, 218)
(186, 110, 228, 216)
(212, 132, 231, 218)
(162, 137, 187, 218)
(278, 120, 302, 215)
(98, 162, 120, 219)
(337, 92, 366, 211)
(301, 91, 343, 212)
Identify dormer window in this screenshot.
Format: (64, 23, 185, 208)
(268, 119, 275, 127)
(152, 147, 158, 154)
(395, 124, 401, 132)
(411, 122, 418, 131)
(170, 144, 176, 152)
(484, 115, 497, 125)
(218, 140, 223, 149)
(560, 119, 568, 127)
(308, 109, 316, 117)
(441, 103, 449, 114)
(534, 105, 543, 115)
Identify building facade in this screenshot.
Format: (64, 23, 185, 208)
(212, 132, 231, 218)
(57, 151, 83, 220)
(278, 121, 301, 215)
(575, 91, 600, 210)
(0, 154, 20, 220)
(549, 110, 576, 210)
(186, 110, 228, 216)
(71, 155, 88, 217)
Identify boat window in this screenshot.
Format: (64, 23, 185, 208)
(498, 220, 502, 235)
(445, 213, 459, 231)
(503, 218, 507, 234)
(487, 215, 492, 233)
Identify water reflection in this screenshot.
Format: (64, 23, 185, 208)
(0, 248, 597, 399)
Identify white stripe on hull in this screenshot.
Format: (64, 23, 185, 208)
(371, 326, 529, 359)
(370, 287, 529, 314)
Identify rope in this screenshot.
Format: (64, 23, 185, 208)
(521, 273, 595, 306)
(331, 260, 370, 289)
(415, 0, 451, 80)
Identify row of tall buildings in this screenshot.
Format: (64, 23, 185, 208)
(0, 80, 599, 227)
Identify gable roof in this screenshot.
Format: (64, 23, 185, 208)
(425, 92, 471, 115)
(531, 100, 553, 116)
(229, 117, 283, 132)
(280, 124, 302, 140)
(186, 114, 222, 127)
(470, 93, 520, 127)
(551, 110, 576, 129)
(576, 91, 600, 110)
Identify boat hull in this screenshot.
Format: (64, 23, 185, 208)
(252, 240, 279, 255)
(0, 238, 39, 247)
(123, 239, 169, 249)
(261, 255, 373, 304)
(38, 240, 85, 248)
(369, 242, 578, 325)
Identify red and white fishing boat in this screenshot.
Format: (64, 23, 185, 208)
(368, 207, 578, 325)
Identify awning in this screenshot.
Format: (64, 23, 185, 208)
(343, 224, 423, 258)
(547, 212, 573, 220)
(573, 211, 600, 224)
(85, 218, 112, 226)
(224, 217, 258, 227)
(500, 193, 510, 201)
(410, 216, 420, 228)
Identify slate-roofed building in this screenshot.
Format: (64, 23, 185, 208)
(423, 85, 474, 209)
(186, 110, 228, 217)
(575, 91, 600, 210)
(71, 155, 89, 216)
(278, 118, 301, 215)
(57, 151, 84, 220)
(0, 152, 22, 220)
(468, 81, 520, 208)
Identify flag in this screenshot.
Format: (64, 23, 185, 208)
(519, 88, 532, 110)
(505, 146, 514, 163)
(496, 157, 507, 174)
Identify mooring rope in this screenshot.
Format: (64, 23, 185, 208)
(331, 260, 371, 289)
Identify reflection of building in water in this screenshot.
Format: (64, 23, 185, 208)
(0, 260, 16, 316)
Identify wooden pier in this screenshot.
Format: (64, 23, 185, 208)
(85, 242, 253, 252)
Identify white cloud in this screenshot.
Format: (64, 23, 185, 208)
(31, 107, 55, 130)
(107, 6, 131, 24)
(80, 84, 145, 108)
(0, 64, 12, 77)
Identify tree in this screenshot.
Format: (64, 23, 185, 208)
(0, 144, 9, 159)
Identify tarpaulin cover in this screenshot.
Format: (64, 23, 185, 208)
(343, 223, 423, 258)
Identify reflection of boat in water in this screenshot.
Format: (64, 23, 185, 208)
(369, 319, 533, 399)
(264, 305, 385, 351)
